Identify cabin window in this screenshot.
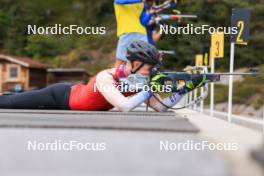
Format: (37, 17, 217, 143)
(9, 67, 18, 78)
(7, 64, 20, 80)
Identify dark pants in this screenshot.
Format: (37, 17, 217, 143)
(0, 83, 71, 109)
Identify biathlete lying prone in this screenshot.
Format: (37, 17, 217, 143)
(0, 41, 205, 112)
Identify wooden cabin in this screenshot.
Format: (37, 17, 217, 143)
(47, 68, 89, 84)
(0, 54, 48, 92)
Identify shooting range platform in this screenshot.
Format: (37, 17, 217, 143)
(0, 109, 199, 133)
(5, 109, 263, 176)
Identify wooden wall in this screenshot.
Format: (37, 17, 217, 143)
(29, 69, 47, 89)
(0, 61, 28, 91)
(0, 60, 47, 92)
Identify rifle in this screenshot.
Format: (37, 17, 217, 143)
(161, 70, 259, 88)
(152, 1, 198, 24)
(120, 67, 259, 93)
(159, 50, 176, 56)
(153, 0, 179, 13)
(119, 66, 260, 110)
(159, 14, 198, 21)
(150, 66, 260, 110)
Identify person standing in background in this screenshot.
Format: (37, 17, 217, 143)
(143, 0, 163, 46)
(114, 0, 153, 66)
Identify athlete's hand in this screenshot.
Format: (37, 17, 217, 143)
(186, 74, 206, 90)
(149, 74, 168, 92)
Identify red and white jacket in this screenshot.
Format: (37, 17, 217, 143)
(69, 66, 183, 111)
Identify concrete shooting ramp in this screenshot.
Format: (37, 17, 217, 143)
(0, 110, 198, 133)
(0, 109, 232, 176)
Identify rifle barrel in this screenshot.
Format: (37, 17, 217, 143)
(160, 14, 198, 21)
(159, 50, 176, 55)
(163, 72, 258, 76)
(213, 73, 258, 76)
(170, 15, 198, 18)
